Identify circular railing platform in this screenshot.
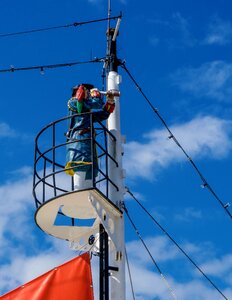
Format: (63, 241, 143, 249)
(33, 113, 121, 249)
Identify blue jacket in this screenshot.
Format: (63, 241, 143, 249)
(65, 95, 110, 180)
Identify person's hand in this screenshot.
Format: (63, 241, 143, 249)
(106, 93, 115, 104)
(90, 88, 101, 98)
(104, 94, 115, 113)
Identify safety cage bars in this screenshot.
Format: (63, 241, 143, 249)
(33, 112, 119, 209)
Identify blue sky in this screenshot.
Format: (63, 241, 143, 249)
(0, 0, 232, 299)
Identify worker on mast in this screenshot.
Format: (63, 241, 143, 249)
(65, 83, 116, 190)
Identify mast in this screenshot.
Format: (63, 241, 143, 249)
(32, 3, 125, 298)
(106, 22, 126, 300)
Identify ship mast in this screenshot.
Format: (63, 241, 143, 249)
(105, 6, 125, 299)
(33, 2, 125, 299)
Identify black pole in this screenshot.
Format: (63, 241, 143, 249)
(99, 224, 109, 300)
(107, 28, 119, 72)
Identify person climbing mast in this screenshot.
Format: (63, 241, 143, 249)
(65, 83, 116, 190)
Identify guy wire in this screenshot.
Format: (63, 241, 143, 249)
(124, 204, 178, 300)
(126, 188, 229, 300)
(121, 62, 232, 220)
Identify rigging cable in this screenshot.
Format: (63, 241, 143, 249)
(120, 62, 232, 220)
(0, 15, 121, 38)
(126, 188, 229, 300)
(124, 204, 178, 300)
(125, 247, 136, 300)
(0, 57, 104, 73)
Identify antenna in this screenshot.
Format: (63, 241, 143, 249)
(112, 18, 121, 41)
(106, 0, 112, 59)
(108, 0, 111, 30)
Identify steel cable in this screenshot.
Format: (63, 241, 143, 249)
(125, 247, 136, 300)
(124, 204, 178, 300)
(0, 57, 104, 73)
(0, 15, 121, 38)
(120, 62, 232, 220)
(126, 188, 229, 300)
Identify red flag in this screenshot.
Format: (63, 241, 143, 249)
(1, 253, 94, 300)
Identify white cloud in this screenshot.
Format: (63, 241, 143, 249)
(174, 280, 229, 300)
(0, 169, 68, 293)
(204, 16, 232, 46)
(0, 239, 75, 294)
(0, 173, 32, 242)
(127, 236, 179, 265)
(0, 168, 231, 300)
(0, 122, 32, 144)
(200, 254, 232, 279)
(9, 166, 33, 176)
(124, 189, 145, 202)
(126, 237, 232, 300)
(172, 61, 232, 101)
(126, 238, 178, 299)
(124, 115, 232, 179)
(0, 167, 78, 294)
(172, 12, 196, 47)
(174, 207, 203, 222)
(148, 13, 196, 48)
(0, 122, 16, 138)
(126, 263, 174, 300)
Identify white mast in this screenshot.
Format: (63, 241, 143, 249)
(107, 24, 126, 300)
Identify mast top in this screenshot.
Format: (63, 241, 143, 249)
(106, 26, 120, 73)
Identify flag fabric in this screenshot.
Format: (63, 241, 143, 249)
(1, 253, 94, 300)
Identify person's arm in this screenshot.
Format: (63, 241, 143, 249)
(67, 98, 78, 112)
(103, 93, 115, 113)
(93, 93, 116, 122)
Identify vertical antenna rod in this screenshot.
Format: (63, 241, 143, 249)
(106, 0, 111, 59)
(108, 0, 111, 30)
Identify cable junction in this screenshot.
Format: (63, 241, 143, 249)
(121, 62, 232, 220)
(0, 57, 104, 73)
(126, 188, 229, 300)
(124, 204, 178, 300)
(0, 15, 122, 38)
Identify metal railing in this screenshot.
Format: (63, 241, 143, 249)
(33, 112, 119, 209)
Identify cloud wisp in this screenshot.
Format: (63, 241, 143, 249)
(200, 254, 232, 281)
(0, 122, 16, 138)
(0, 168, 76, 294)
(124, 115, 232, 180)
(148, 12, 196, 48)
(174, 207, 203, 222)
(172, 61, 232, 101)
(0, 169, 231, 299)
(172, 12, 196, 47)
(204, 16, 232, 46)
(126, 237, 232, 300)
